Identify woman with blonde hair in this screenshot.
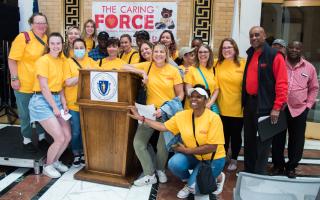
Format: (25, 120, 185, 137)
(63, 26, 81, 58)
(81, 19, 97, 51)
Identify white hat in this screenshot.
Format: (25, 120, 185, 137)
(187, 87, 209, 99)
(179, 47, 195, 58)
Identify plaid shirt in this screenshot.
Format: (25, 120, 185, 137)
(88, 46, 108, 61)
(286, 58, 319, 117)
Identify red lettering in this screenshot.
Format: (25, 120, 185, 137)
(105, 14, 118, 29)
(144, 15, 154, 29)
(95, 14, 104, 29)
(132, 15, 143, 29)
(120, 15, 130, 29)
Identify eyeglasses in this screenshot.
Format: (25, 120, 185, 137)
(222, 46, 234, 50)
(33, 22, 47, 25)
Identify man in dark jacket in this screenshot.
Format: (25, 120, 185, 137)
(242, 26, 288, 174)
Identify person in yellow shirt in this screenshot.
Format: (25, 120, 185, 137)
(81, 19, 97, 52)
(119, 34, 139, 64)
(98, 37, 126, 70)
(138, 41, 153, 62)
(184, 44, 219, 112)
(28, 32, 71, 179)
(123, 43, 184, 186)
(63, 26, 80, 58)
(64, 38, 98, 167)
(159, 30, 179, 60)
(215, 38, 245, 171)
(176, 47, 195, 76)
(128, 85, 226, 198)
(8, 13, 48, 152)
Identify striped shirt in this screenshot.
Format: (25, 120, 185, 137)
(286, 58, 319, 117)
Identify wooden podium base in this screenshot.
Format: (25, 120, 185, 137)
(74, 168, 139, 188)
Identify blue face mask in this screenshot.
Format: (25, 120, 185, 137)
(74, 49, 86, 59)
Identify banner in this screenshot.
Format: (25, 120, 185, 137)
(92, 2, 177, 44)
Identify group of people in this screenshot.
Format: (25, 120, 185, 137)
(7, 11, 318, 198)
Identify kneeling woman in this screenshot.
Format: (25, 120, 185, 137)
(128, 85, 226, 198)
(29, 32, 71, 178)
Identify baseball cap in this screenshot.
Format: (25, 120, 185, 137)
(98, 31, 109, 40)
(272, 39, 287, 48)
(133, 30, 150, 40)
(179, 47, 195, 58)
(187, 87, 209, 99)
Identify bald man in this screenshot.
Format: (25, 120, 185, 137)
(241, 26, 288, 174)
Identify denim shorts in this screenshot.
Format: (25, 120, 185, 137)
(29, 93, 63, 123)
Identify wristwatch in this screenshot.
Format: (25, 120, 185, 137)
(11, 75, 19, 81)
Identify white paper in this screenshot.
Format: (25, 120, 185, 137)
(60, 110, 72, 121)
(135, 103, 156, 124)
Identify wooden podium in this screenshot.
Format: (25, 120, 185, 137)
(74, 69, 140, 188)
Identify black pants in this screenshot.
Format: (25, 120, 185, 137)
(220, 115, 243, 160)
(243, 95, 273, 175)
(272, 107, 308, 171)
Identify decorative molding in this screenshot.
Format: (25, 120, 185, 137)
(192, 0, 213, 45)
(63, 0, 80, 35)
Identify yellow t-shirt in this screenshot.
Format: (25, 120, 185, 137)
(164, 109, 226, 160)
(33, 54, 65, 92)
(64, 56, 98, 111)
(8, 31, 47, 93)
(84, 37, 95, 52)
(184, 65, 218, 109)
(99, 57, 126, 70)
(172, 50, 179, 60)
(134, 62, 183, 108)
(178, 65, 194, 78)
(215, 59, 246, 117)
(120, 48, 140, 64)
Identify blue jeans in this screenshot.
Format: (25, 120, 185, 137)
(69, 110, 83, 155)
(14, 91, 45, 139)
(168, 153, 225, 193)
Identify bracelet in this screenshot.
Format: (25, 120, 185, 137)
(11, 75, 19, 81)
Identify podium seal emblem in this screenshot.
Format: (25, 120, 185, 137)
(90, 72, 118, 102)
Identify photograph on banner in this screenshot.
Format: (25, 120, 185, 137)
(90, 71, 118, 102)
(92, 2, 177, 45)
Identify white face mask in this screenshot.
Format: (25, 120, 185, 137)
(74, 49, 86, 59)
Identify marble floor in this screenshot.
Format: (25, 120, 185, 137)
(0, 124, 320, 200)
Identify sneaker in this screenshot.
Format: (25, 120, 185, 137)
(80, 154, 85, 166)
(177, 185, 195, 199)
(213, 172, 225, 195)
(133, 174, 157, 186)
(23, 143, 38, 153)
(73, 156, 81, 168)
(53, 161, 69, 172)
(43, 164, 61, 178)
(227, 159, 237, 171)
(156, 170, 168, 183)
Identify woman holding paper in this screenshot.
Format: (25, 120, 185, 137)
(64, 38, 97, 167)
(123, 43, 184, 186)
(128, 85, 226, 198)
(29, 32, 71, 178)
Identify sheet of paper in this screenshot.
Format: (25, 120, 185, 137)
(135, 103, 156, 124)
(60, 110, 72, 121)
(258, 115, 270, 123)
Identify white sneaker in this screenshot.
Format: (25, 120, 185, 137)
(156, 170, 168, 183)
(72, 156, 81, 168)
(53, 161, 69, 172)
(43, 164, 61, 178)
(133, 174, 157, 186)
(213, 172, 225, 195)
(227, 159, 237, 171)
(177, 185, 195, 199)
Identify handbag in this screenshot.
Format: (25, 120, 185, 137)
(196, 67, 220, 114)
(192, 112, 217, 194)
(136, 62, 152, 105)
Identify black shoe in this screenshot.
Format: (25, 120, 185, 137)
(23, 143, 38, 153)
(38, 139, 50, 151)
(286, 169, 296, 179)
(269, 167, 284, 176)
